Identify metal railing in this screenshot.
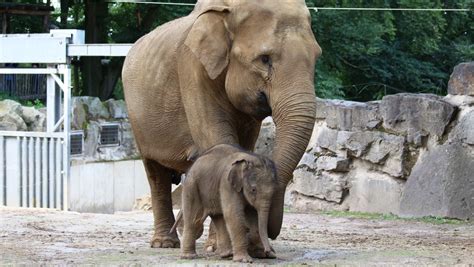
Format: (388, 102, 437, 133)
(0, 132, 66, 209)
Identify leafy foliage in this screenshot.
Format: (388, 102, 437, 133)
(307, 0, 473, 100)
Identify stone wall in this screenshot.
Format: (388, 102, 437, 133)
(255, 62, 473, 220)
(71, 97, 139, 162)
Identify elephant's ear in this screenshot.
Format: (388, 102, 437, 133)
(185, 6, 231, 80)
(228, 159, 247, 193)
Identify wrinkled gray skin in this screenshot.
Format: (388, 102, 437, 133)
(122, 0, 320, 251)
(179, 144, 277, 263)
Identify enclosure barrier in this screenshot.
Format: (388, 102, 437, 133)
(0, 30, 131, 210)
(0, 132, 65, 209)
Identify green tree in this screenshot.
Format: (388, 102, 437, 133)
(307, 0, 472, 101)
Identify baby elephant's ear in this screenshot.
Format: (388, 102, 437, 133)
(228, 159, 247, 192)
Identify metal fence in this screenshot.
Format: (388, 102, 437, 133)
(0, 74, 47, 100)
(0, 132, 66, 209)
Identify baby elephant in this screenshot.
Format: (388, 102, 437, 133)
(177, 144, 277, 262)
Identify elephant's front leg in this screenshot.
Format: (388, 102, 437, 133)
(143, 159, 180, 248)
(210, 215, 233, 258)
(223, 203, 252, 262)
(246, 208, 276, 258)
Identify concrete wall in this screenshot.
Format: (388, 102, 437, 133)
(69, 160, 149, 213)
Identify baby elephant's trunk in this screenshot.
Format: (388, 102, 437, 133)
(258, 203, 273, 255)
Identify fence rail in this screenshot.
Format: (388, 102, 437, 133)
(0, 74, 47, 100)
(0, 135, 65, 209)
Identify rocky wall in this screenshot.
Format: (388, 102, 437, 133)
(254, 62, 473, 220)
(71, 97, 139, 161)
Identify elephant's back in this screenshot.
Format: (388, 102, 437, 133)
(122, 15, 193, 91)
(122, 15, 196, 171)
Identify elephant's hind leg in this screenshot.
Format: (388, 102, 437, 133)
(143, 158, 180, 248)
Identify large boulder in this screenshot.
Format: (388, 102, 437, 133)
(399, 143, 474, 219)
(21, 106, 46, 131)
(0, 100, 27, 131)
(447, 62, 474, 96)
(448, 108, 474, 145)
(380, 94, 455, 144)
(345, 163, 404, 214)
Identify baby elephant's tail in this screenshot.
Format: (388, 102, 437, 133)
(170, 210, 183, 234)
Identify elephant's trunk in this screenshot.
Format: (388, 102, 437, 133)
(257, 203, 272, 254)
(267, 81, 316, 239)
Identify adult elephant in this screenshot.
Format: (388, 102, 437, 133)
(122, 0, 321, 249)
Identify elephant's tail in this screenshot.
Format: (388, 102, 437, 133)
(170, 210, 183, 234)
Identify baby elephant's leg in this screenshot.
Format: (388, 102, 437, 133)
(211, 215, 233, 258)
(180, 187, 202, 259)
(223, 205, 253, 263)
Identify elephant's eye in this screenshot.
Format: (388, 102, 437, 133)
(260, 55, 271, 65)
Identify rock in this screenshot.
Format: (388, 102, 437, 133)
(254, 116, 275, 157)
(293, 169, 346, 203)
(83, 121, 100, 158)
(362, 133, 406, 177)
(333, 131, 406, 177)
(443, 94, 474, 107)
(316, 156, 350, 172)
(345, 162, 405, 214)
(381, 93, 455, 143)
(288, 191, 346, 212)
(0, 100, 27, 131)
(336, 131, 374, 157)
(21, 106, 46, 131)
(315, 126, 339, 153)
(316, 98, 381, 131)
(399, 143, 474, 220)
(73, 97, 110, 121)
(447, 62, 474, 96)
(105, 99, 128, 119)
(298, 152, 318, 169)
(71, 99, 88, 130)
(449, 109, 474, 145)
(133, 195, 152, 211)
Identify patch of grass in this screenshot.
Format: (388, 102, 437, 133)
(319, 210, 470, 225)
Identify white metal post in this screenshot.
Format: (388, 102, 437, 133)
(46, 65, 58, 132)
(60, 64, 71, 211)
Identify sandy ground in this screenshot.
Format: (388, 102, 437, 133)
(1, 207, 473, 266)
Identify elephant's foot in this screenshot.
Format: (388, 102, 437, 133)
(218, 249, 233, 258)
(248, 242, 276, 258)
(180, 252, 198, 259)
(150, 234, 180, 248)
(233, 253, 253, 263)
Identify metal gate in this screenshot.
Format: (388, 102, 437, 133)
(0, 133, 66, 209)
(0, 64, 71, 210)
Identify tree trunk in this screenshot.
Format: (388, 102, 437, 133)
(82, 0, 108, 99)
(60, 0, 69, 28)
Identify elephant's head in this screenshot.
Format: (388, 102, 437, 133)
(228, 153, 277, 255)
(186, 0, 321, 239)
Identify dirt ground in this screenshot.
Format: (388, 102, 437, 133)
(1, 207, 473, 266)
